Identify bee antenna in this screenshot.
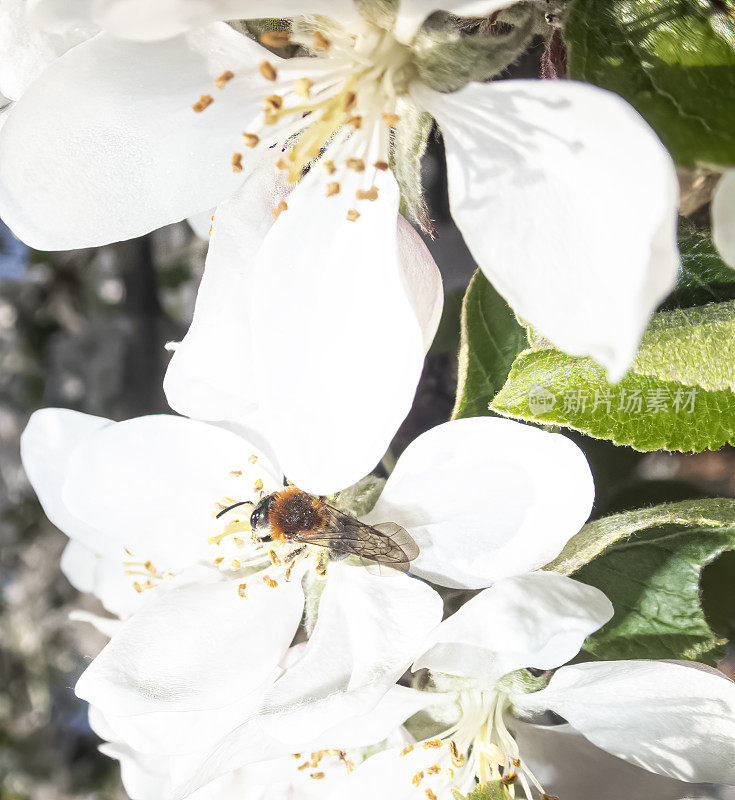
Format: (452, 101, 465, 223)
(216, 500, 255, 519)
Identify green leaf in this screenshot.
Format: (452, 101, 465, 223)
(555, 499, 735, 665)
(566, 0, 735, 167)
(452, 271, 528, 420)
(662, 221, 735, 309)
(491, 300, 735, 451)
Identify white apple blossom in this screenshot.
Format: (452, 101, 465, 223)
(20, 409, 598, 794)
(339, 571, 735, 800)
(1, 1, 679, 385)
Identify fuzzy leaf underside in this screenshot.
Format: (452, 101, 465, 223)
(547, 499, 735, 665)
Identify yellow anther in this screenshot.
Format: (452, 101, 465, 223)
(230, 469, 242, 477)
(238, 583, 247, 597)
(313, 31, 330, 51)
(215, 70, 234, 89)
(232, 153, 243, 172)
(310, 772, 325, 780)
(311, 752, 323, 767)
(323, 160, 337, 175)
(326, 182, 340, 197)
(295, 77, 314, 97)
(272, 200, 288, 220)
(231, 559, 241, 570)
(400, 744, 414, 756)
(427, 765, 441, 775)
(263, 94, 283, 111)
(346, 158, 365, 172)
(213, 557, 224, 567)
(259, 61, 278, 81)
(374, 160, 390, 171)
(341, 91, 357, 112)
(347, 115, 362, 128)
(260, 31, 291, 47)
(292, 753, 302, 759)
(412, 772, 425, 787)
(382, 112, 400, 127)
(297, 761, 310, 771)
(269, 550, 281, 565)
(243, 133, 260, 148)
(502, 774, 518, 786)
(193, 95, 213, 112)
(263, 575, 279, 588)
(248, 454, 258, 463)
(275, 157, 289, 170)
(133, 581, 143, 593)
(510, 757, 521, 768)
(423, 740, 442, 749)
(346, 209, 360, 222)
(234, 537, 244, 547)
(356, 186, 379, 201)
(254, 478, 264, 493)
(143, 560, 156, 574)
(426, 790, 438, 800)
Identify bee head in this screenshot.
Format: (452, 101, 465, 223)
(250, 494, 274, 542)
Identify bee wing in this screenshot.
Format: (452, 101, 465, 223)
(293, 507, 419, 574)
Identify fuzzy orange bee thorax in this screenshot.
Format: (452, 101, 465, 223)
(268, 487, 330, 541)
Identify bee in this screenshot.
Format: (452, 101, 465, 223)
(217, 486, 419, 574)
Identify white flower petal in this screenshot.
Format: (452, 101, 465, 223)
(187, 207, 215, 240)
(366, 417, 594, 589)
(712, 170, 735, 269)
(62, 540, 143, 617)
(518, 660, 735, 784)
(20, 408, 113, 554)
(258, 562, 443, 743)
(61, 415, 279, 569)
(415, 79, 680, 380)
(69, 608, 122, 638)
(414, 572, 612, 681)
(0, 0, 93, 100)
(250, 167, 429, 494)
(512, 721, 707, 800)
(0, 24, 267, 249)
(393, 0, 516, 43)
(76, 571, 305, 716)
(31, 0, 363, 40)
(164, 158, 290, 423)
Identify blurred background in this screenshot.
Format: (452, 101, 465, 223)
(1, 41, 734, 800)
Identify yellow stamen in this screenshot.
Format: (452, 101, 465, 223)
(313, 31, 330, 51)
(192, 95, 213, 112)
(263, 575, 279, 588)
(232, 153, 243, 172)
(269, 550, 281, 565)
(238, 583, 247, 597)
(356, 186, 379, 201)
(346, 158, 365, 172)
(382, 112, 400, 127)
(248, 454, 258, 463)
(254, 478, 264, 493)
(272, 200, 288, 220)
(263, 94, 283, 111)
(374, 160, 390, 171)
(260, 31, 291, 47)
(326, 182, 340, 197)
(259, 61, 277, 81)
(346, 209, 360, 222)
(295, 77, 314, 98)
(230, 470, 242, 477)
(323, 160, 337, 175)
(347, 115, 362, 128)
(215, 70, 234, 89)
(412, 772, 424, 787)
(243, 132, 260, 148)
(423, 740, 442, 749)
(401, 744, 414, 756)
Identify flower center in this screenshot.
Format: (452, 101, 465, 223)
(194, 18, 416, 222)
(403, 689, 558, 800)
